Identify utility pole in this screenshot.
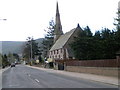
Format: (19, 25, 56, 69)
(30, 40, 33, 62)
(26, 36, 33, 65)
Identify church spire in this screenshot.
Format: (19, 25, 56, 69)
(56, 2, 59, 16)
(54, 2, 63, 43)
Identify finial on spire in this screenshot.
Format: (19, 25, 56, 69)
(56, 1, 59, 14)
(77, 23, 80, 28)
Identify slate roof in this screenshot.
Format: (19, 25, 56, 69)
(50, 28, 76, 51)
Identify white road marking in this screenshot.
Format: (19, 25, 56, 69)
(35, 79, 40, 83)
(27, 74, 40, 83)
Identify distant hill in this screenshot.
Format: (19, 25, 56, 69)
(1, 38, 44, 55)
(1, 41, 25, 55)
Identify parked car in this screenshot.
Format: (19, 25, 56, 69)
(11, 63, 15, 67)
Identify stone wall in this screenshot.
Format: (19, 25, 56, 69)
(65, 66, 118, 77)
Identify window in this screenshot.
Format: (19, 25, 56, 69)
(55, 55, 57, 58)
(61, 48, 62, 53)
(59, 55, 60, 58)
(57, 50, 59, 54)
(51, 51, 53, 55)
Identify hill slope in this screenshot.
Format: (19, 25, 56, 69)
(1, 38, 44, 55)
(1, 41, 25, 54)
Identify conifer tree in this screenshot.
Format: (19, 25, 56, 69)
(41, 19, 55, 58)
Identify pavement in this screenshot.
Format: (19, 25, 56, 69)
(26, 65, 119, 86)
(1, 67, 10, 73)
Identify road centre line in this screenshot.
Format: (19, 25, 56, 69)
(35, 79, 40, 83)
(26, 73, 40, 83)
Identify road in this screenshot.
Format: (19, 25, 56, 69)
(2, 64, 118, 88)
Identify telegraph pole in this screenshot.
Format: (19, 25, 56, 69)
(26, 36, 33, 65)
(30, 40, 33, 62)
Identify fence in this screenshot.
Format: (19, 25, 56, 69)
(66, 59, 119, 67)
(55, 58, 119, 77)
(55, 59, 119, 67)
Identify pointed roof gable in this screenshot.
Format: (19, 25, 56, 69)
(50, 25, 82, 51)
(50, 28, 76, 51)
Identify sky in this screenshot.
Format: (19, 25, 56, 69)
(0, 0, 119, 41)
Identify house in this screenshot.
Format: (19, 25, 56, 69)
(48, 2, 83, 61)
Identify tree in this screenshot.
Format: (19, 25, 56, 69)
(2, 54, 10, 67)
(114, 7, 120, 52)
(0, 53, 2, 67)
(70, 26, 94, 60)
(71, 6, 120, 60)
(92, 31, 103, 59)
(41, 19, 55, 58)
(83, 26, 93, 37)
(13, 53, 20, 62)
(22, 37, 41, 62)
(8, 52, 14, 63)
(22, 43, 30, 61)
(100, 28, 117, 59)
(71, 26, 119, 60)
(114, 6, 120, 31)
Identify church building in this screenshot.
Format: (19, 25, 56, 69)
(49, 2, 83, 60)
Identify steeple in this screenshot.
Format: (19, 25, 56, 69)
(118, 1, 120, 18)
(56, 2, 59, 16)
(77, 23, 80, 28)
(54, 2, 63, 43)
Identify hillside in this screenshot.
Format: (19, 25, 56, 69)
(1, 41, 25, 54)
(1, 38, 44, 55)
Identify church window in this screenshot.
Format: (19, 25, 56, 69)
(57, 50, 59, 54)
(51, 51, 53, 55)
(61, 48, 62, 53)
(59, 55, 60, 58)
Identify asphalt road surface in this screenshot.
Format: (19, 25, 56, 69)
(2, 64, 118, 88)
